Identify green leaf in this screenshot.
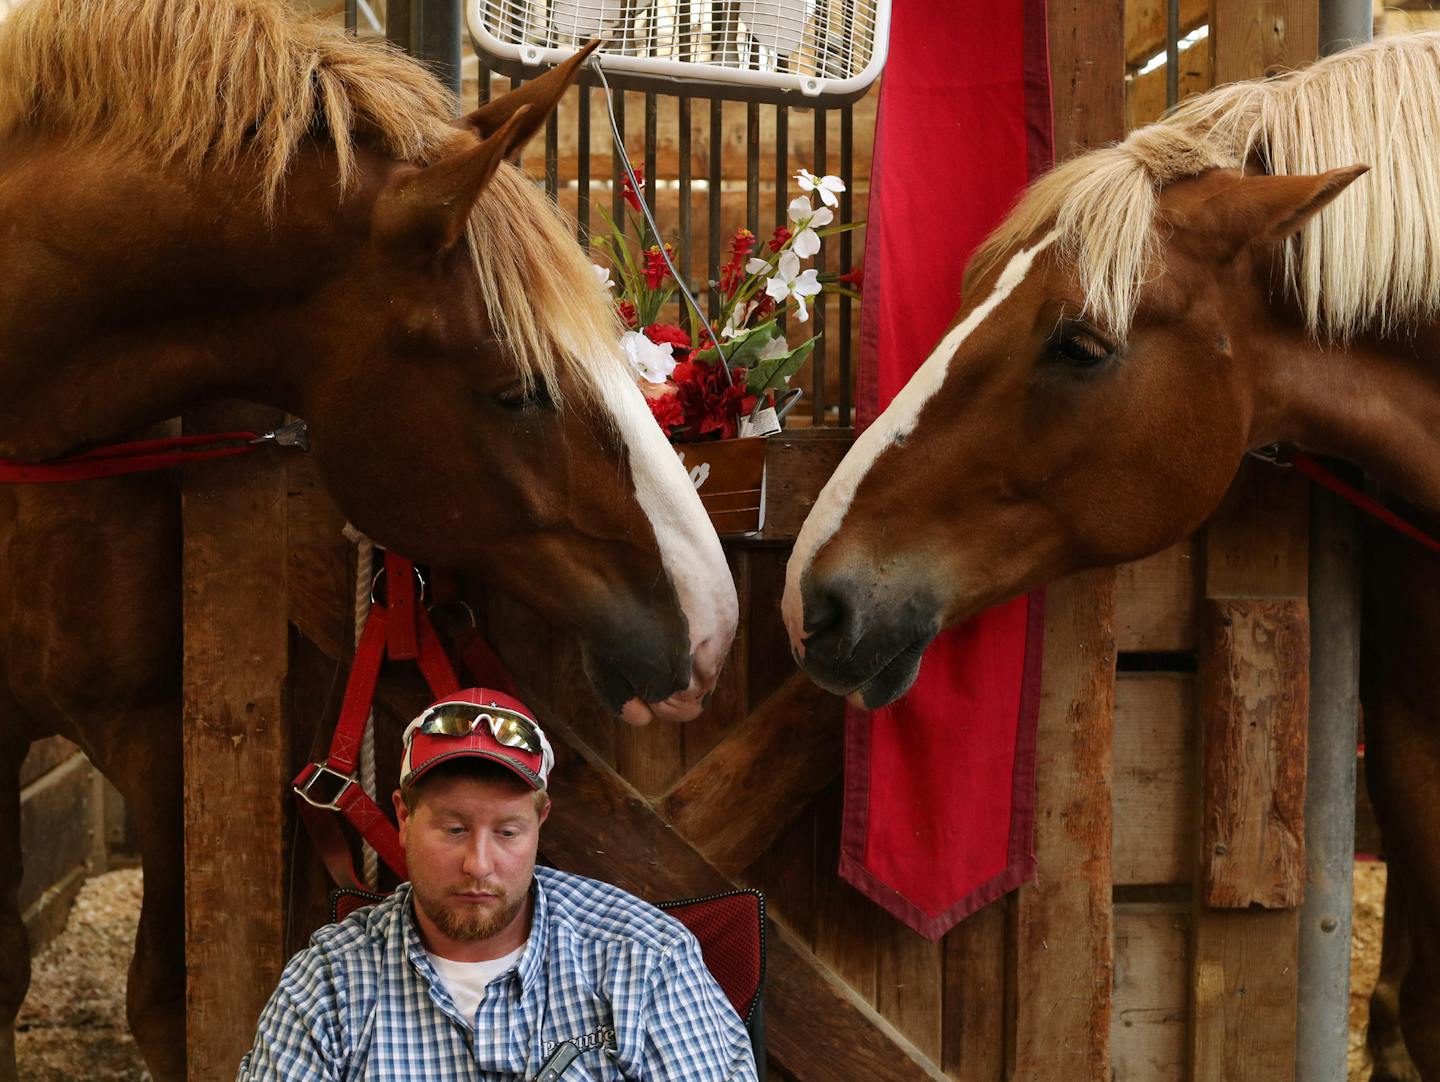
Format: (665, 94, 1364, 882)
(694, 319, 782, 368)
(745, 336, 817, 395)
(816, 220, 866, 238)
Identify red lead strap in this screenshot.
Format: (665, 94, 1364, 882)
(293, 554, 462, 887)
(0, 422, 310, 483)
(1252, 446, 1440, 555)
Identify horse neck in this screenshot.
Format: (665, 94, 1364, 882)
(1253, 317, 1440, 512)
(0, 138, 363, 459)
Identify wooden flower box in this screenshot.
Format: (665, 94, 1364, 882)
(675, 435, 768, 536)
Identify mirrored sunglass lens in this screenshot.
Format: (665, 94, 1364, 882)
(420, 705, 480, 736)
(491, 714, 541, 754)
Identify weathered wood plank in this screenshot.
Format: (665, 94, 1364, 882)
(1012, 569, 1117, 1082)
(18, 751, 94, 917)
(660, 672, 843, 878)
(1115, 540, 1199, 653)
(878, 913, 944, 1064)
(1114, 674, 1195, 886)
(182, 401, 290, 1080)
(1112, 904, 1188, 1082)
(1190, 909, 1300, 1082)
(1199, 599, 1308, 908)
(18, 735, 80, 790)
(1211, 0, 1317, 83)
(758, 429, 854, 541)
(812, 780, 878, 1006)
(940, 899, 1006, 1082)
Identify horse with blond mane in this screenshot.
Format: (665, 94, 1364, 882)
(785, 33, 1440, 1081)
(0, 1, 738, 1077)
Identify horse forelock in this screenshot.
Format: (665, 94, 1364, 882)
(970, 31, 1440, 344)
(0, 0, 623, 405)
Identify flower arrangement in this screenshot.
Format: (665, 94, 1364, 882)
(593, 166, 862, 443)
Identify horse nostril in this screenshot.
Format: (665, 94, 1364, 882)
(804, 585, 854, 651)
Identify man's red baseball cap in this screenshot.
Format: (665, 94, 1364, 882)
(400, 688, 555, 791)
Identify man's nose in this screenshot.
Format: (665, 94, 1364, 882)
(460, 836, 495, 880)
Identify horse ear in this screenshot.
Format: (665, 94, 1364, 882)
(374, 105, 532, 250)
(1199, 165, 1369, 254)
(454, 39, 601, 147)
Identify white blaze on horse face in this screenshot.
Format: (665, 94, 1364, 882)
(782, 231, 1061, 655)
(593, 362, 739, 722)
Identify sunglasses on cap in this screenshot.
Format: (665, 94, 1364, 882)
(414, 701, 544, 757)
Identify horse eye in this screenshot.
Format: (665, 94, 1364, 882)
(493, 382, 554, 412)
(1049, 322, 1115, 371)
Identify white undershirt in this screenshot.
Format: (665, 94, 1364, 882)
(426, 943, 527, 1025)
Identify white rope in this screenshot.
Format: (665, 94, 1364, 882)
(344, 522, 380, 889)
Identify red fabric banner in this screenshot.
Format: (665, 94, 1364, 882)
(839, 0, 1053, 939)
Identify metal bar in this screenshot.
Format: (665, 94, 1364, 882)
(344, 0, 357, 36)
(680, 96, 693, 287)
(545, 109, 559, 201)
(509, 77, 524, 169)
(478, 63, 491, 106)
(645, 92, 659, 217)
(811, 107, 827, 425)
(746, 102, 760, 236)
(775, 103, 789, 338)
(577, 83, 591, 246)
(1297, 486, 1361, 1082)
(1321, 0, 1372, 56)
(409, 0, 463, 99)
(708, 98, 722, 321)
(1166, 0, 1179, 109)
(1297, 13, 1373, 1079)
(839, 102, 853, 427)
(613, 88, 627, 228)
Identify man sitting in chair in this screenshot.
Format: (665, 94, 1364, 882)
(239, 688, 757, 1081)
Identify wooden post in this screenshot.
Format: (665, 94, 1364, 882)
(1191, 8, 1318, 1080)
(1007, 3, 1125, 1079)
(183, 402, 291, 1079)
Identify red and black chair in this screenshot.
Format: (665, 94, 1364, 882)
(329, 885, 768, 1077)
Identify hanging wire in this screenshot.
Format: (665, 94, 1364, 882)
(591, 55, 735, 386)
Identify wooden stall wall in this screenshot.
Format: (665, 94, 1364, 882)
(16, 739, 105, 951)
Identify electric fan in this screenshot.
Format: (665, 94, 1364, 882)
(467, 0, 891, 106)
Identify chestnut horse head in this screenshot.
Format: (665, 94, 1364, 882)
(0, 0, 735, 723)
(786, 33, 1440, 707)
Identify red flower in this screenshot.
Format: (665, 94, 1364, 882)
(644, 322, 692, 360)
(622, 167, 646, 212)
(645, 386, 686, 435)
(671, 360, 756, 441)
(768, 226, 791, 253)
(719, 229, 756, 297)
(839, 264, 864, 289)
(617, 300, 637, 328)
(751, 294, 776, 322)
(644, 244, 674, 290)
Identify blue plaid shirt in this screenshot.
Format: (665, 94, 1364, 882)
(237, 867, 757, 1081)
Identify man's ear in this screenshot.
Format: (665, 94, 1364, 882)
(537, 797, 551, 827)
(1191, 164, 1369, 260)
(393, 789, 410, 837)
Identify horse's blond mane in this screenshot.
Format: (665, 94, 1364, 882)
(972, 32, 1440, 342)
(0, 0, 618, 399)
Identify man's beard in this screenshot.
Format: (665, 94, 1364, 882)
(417, 880, 529, 942)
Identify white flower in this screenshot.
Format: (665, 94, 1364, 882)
(620, 330, 676, 383)
(787, 195, 833, 258)
(757, 335, 791, 362)
(764, 251, 823, 322)
(592, 263, 615, 291)
(796, 168, 846, 208)
(721, 301, 756, 338)
(745, 257, 771, 275)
